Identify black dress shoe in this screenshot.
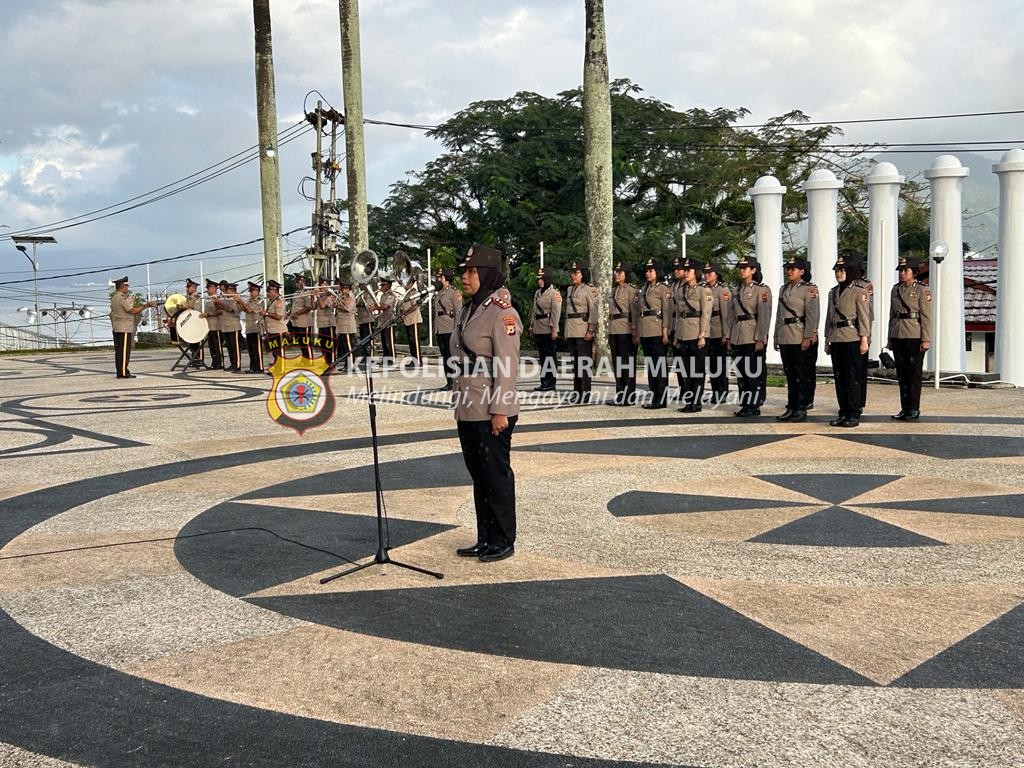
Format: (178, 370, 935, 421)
(828, 416, 847, 427)
(787, 410, 807, 423)
(776, 408, 794, 422)
(226, 366, 242, 373)
(533, 384, 555, 392)
(736, 408, 760, 417)
(678, 404, 702, 413)
(641, 402, 666, 410)
(891, 411, 906, 420)
(456, 542, 488, 557)
(479, 544, 514, 562)
(903, 410, 920, 421)
(124, 373, 137, 379)
(805, 403, 815, 410)
(840, 417, 860, 427)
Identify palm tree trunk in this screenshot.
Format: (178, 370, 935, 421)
(583, 0, 613, 362)
(340, 0, 369, 257)
(253, 0, 283, 284)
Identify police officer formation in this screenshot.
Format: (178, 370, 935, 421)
(529, 251, 932, 425)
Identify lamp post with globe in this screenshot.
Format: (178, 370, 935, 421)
(930, 241, 949, 390)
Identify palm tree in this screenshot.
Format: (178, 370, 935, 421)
(253, 0, 283, 283)
(340, 0, 369, 257)
(583, 0, 613, 360)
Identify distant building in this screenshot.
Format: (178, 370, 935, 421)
(920, 257, 996, 373)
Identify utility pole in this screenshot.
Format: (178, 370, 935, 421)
(339, 0, 369, 256)
(253, 0, 284, 285)
(305, 102, 344, 281)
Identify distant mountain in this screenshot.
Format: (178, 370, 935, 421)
(870, 151, 1001, 253)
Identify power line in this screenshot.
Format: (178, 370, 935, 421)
(1, 226, 311, 286)
(0, 121, 312, 241)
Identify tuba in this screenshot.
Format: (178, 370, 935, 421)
(392, 249, 425, 301)
(351, 249, 379, 285)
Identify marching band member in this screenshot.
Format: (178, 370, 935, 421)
(236, 281, 266, 373)
(334, 277, 358, 372)
(315, 276, 337, 366)
(200, 279, 224, 369)
(434, 268, 463, 391)
(109, 275, 156, 379)
(218, 282, 243, 372)
(376, 278, 398, 362)
(261, 280, 288, 367)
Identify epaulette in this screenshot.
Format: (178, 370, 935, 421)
(490, 296, 512, 309)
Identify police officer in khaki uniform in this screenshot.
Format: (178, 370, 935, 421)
(376, 278, 398, 362)
(824, 255, 871, 427)
(673, 258, 713, 412)
(218, 282, 243, 372)
(288, 273, 313, 360)
(236, 281, 266, 373)
(261, 280, 288, 366)
(851, 261, 875, 408)
(452, 245, 521, 563)
(179, 278, 204, 367)
(564, 260, 598, 403)
(354, 287, 376, 369)
(397, 284, 424, 365)
(109, 275, 155, 378)
(200, 279, 224, 369)
(334, 278, 358, 372)
(773, 257, 820, 422)
(702, 262, 731, 404)
(887, 255, 932, 421)
(728, 256, 772, 416)
(531, 267, 561, 392)
(637, 258, 672, 409)
(434, 268, 463, 390)
(609, 262, 640, 405)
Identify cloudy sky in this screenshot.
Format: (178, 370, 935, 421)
(1, 0, 1021, 314)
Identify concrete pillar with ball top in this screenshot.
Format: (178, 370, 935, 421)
(748, 175, 787, 365)
(804, 169, 843, 368)
(994, 148, 1024, 386)
(866, 161, 905, 360)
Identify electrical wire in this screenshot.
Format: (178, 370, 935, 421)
(1, 121, 311, 241)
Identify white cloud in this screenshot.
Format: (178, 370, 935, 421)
(15, 125, 136, 202)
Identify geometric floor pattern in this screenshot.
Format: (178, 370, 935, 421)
(3, 350, 1024, 767)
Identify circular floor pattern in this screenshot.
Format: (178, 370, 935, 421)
(3, 420, 1023, 767)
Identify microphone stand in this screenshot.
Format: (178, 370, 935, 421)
(319, 285, 443, 584)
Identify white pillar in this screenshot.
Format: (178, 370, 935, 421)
(994, 148, 1024, 386)
(803, 168, 843, 368)
(865, 162, 905, 359)
(748, 175, 787, 365)
(924, 155, 969, 373)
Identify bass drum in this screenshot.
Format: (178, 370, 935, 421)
(175, 308, 209, 345)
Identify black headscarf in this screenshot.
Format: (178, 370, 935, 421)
(470, 266, 506, 309)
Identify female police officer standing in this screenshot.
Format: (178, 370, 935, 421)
(452, 245, 522, 562)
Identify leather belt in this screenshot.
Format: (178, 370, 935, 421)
(783, 316, 805, 325)
(641, 310, 662, 317)
(735, 314, 753, 321)
(566, 312, 585, 319)
(831, 319, 852, 329)
(534, 312, 549, 319)
(681, 311, 700, 319)
(897, 312, 919, 319)
(711, 310, 721, 316)
(610, 313, 627, 320)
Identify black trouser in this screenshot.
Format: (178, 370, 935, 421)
(802, 341, 818, 408)
(641, 336, 668, 405)
(779, 343, 814, 410)
(404, 322, 421, 362)
(892, 337, 924, 413)
(534, 331, 558, 389)
(357, 322, 372, 365)
(336, 331, 355, 371)
(457, 416, 517, 548)
(113, 331, 133, 377)
(246, 332, 263, 372)
(609, 333, 636, 402)
(830, 341, 866, 417)
(380, 325, 396, 361)
(207, 330, 223, 368)
(264, 333, 285, 364)
(733, 343, 766, 408)
(706, 337, 729, 403)
(223, 329, 242, 369)
(674, 338, 707, 406)
(568, 337, 593, 394)
(319, 327, 336, 366)
(438, 332, 455, 388)
(860, 351, 870, 407)
(291, 326, 312, 360)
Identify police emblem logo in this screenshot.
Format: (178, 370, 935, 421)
(266, 345, 336, 435)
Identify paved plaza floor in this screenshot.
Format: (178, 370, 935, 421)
(1, 349, 1023, 767)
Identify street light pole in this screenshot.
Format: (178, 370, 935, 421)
(930, 241, 949, 390)
(13, 235, 57, 343)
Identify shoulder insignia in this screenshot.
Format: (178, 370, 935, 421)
(759, 290, 769, 303)
(808, 287, 818, 299)
(721, 290, 730, 300)
(861, 293, 868, 301)
(925, 292, 932, 301)
(503, 314, 517, 335)
(492, 296, 512, 309)
(554, 294, 562, 302)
